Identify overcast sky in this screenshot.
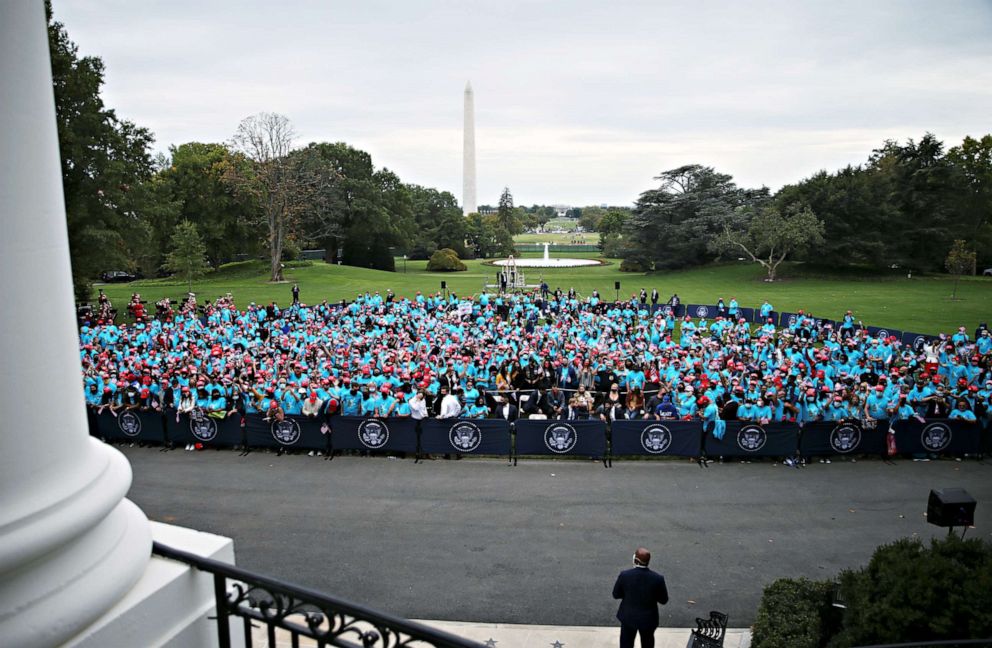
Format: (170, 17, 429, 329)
(54, 0, 992, 207)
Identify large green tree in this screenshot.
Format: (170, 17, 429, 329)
(225, 113, 331, 281)
(947, 135, 992, 264)
(163, 220, 211, 292)
(48, 2, 168, 298)
(159, 142, 256, 266)
(710, 205, 825, 281)
(303, 142, 411, 271)
(497, 187, 523, 235)
(625, 165, 769, 270)
(407, 185, 467, 258)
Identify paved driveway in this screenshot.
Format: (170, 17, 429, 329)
(122, 447, 992, 626)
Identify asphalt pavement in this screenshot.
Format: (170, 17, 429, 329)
(121, 446, 992, 627)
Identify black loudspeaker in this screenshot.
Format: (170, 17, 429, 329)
(927, 488, 976, 528)
(441, 281, 447, 290)
(614, 281, 621, 290)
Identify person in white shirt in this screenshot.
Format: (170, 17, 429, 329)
(439, 388, 463, 419)
(302, 392, 323, 417)
(409, 391, 429, 420)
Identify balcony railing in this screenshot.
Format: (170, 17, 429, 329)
(854, 641, 992, 648)
(152, 542, 483, 648)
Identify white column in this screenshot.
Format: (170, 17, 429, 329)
(462, 81, 477, 216)
(0, 3, 152, 647)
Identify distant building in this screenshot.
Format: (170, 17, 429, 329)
(553, 204, 570, 218)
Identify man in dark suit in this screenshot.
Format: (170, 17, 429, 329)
(612, 547, 668, 648)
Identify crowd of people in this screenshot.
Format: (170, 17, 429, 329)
(80, 289, 991, 446)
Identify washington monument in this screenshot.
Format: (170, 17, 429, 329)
(462, 81, 477, 216)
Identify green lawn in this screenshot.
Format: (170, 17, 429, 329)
(514, 231, 598, 245)
(95, 260, 991, 335)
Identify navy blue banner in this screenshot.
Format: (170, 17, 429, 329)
(166, 410, 243, 447)
(866, 326, 903, 342)
(330, 416, 418, 453)
(653, 304, 685, 318)
(901, 331, 936, 352)
(515, 419, 607, 457)
(685, 304, 718, 320)
(799, 421, 887, 456)
(245, 413, 329, 450)
(610, 420, 702, 457)
(734, 307, 755, 322)
(814, 318, 837, 332)
(753, 310, 778, 324)
(95, 408, 165, 442)
(779, 312, 799, 328)
(420, 418, 511, 455)
(891, 418, 980, 455)
(704, 421, 798, 457)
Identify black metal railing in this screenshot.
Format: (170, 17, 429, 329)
(854, 641, 992, 648)
(152, 542, 484, 648)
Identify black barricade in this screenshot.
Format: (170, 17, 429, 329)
(799, 421, 887, 457)
(245, 413, 329, 450)
(653, 304, 685, 318)
(753, 310, 778, 324)
(166, 410, 243, 447)
(866, 325, 902, 341)
(703, 421, 798, 457)
(685, 304, 718, 319)
(891, 418, 981, 455)
(815, 318, 837, 332)
(330, 416, 418, 453)
(95, 408, 165, 443)
(779, 312, 798, 328)
(515, 419, 607, 457)
(420, 418, 511, 456)
(901, 331, 936, 352)
(735, 307, 755, 322)
(610, 420, 702, 457)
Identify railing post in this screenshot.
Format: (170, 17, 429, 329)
(214, 573, 231, 648)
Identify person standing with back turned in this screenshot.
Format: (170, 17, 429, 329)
(613, 547, 669, 648)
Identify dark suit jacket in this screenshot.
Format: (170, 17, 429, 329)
(612, 566, 669, 630)
(492, 404, 518, 421)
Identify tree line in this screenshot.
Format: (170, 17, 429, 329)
(612, 134, 991, 278)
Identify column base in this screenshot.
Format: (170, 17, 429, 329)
(66, 521, 237, 648)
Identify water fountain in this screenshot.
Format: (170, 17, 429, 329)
(493, 242, 601, 268)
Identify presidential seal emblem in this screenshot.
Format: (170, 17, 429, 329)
(661, 305, 674, 316)
(641, 424, 672, 454)
(271, 419, 302, 446)
(449, 421, 482, 452)
(695, 306, 709, 318)
(877, 329, 890, 340)
(189, 412, 218, 442)
(737, 424, 767, 452)
(829, 423, 861, 454)
(544, 423, 577, 453)
(921, 422, 952, 453)
(787, 315, 798, 327)
(912, 335, 927, 352)
(358, 419, 389, 449)
(118, 411, 142, 438)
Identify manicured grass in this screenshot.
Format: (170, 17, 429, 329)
(514, 231, 598, 245)
(95, 260, 991, 335)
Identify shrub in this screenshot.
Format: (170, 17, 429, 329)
(619, 258, 647, 272)
(829, 535, 992, 647)
(751, 577, 838, 648)
(427, 248, 467, 272)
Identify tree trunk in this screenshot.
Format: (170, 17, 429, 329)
(269, 208, 283, 282)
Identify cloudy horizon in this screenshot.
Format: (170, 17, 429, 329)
(54, 0, 992, 207)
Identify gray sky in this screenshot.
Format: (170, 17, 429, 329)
(54, 0, 992, 207)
